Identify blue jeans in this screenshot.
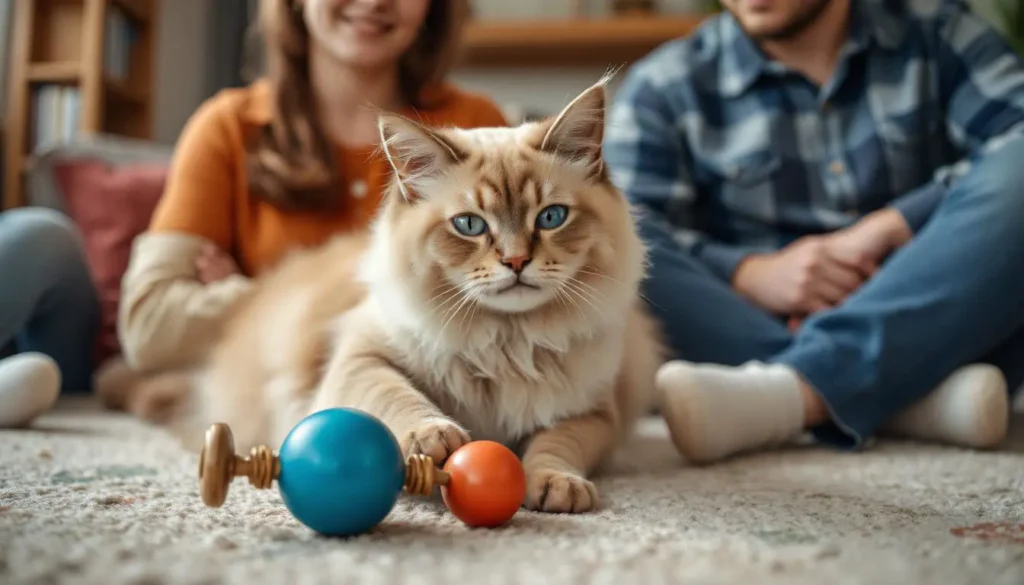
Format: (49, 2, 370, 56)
(0, 207, 100, 393)
(640, 137, 1024, 449)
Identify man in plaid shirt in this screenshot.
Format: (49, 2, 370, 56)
(604, 0, 1024, 463)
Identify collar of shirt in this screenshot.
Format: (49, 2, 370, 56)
(717, 0, 910, 99)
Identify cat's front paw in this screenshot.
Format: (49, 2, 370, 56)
(400, 419, 470, 466)
(524, 468, 598, 513)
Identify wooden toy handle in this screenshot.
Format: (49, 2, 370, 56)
(404, 453, 450, 496)
(198, 423, 280, 507)
(197, 423, 452, 506)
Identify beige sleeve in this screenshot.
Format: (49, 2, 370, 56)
(117, 231, 256, 373)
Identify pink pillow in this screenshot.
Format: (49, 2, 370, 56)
(53, 159, 167, 365)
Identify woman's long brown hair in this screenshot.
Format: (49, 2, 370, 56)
(246, 0, 470, 212)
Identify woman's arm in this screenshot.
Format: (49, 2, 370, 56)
(118, 95, 254, 373)
(117, 232, 254, 372)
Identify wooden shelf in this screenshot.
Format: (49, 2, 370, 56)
(27, 61, 81, 82)
(459, 15, 707, 67)
(25, 62, 145, 103)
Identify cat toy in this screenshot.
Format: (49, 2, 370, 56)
(197, 407, 527, 536)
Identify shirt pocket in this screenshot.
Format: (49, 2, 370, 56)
(696, 149, 782, 222)
(874, 109, 942, 195)
(705, 150, 782, 186)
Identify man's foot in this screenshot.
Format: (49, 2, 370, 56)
(0, 352, 61, 428)
(879, 364, 1009, 448)
(656, 360, 805, 464)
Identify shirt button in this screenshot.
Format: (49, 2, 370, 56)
(829, 160, 846, 175)
(350, 179, 368, 198)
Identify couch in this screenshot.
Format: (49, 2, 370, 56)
(23, 134, 175, 367)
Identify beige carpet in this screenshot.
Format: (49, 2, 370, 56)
(2, 397, 1024, 585)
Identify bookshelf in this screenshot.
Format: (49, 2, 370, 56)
(3, 0, 158, 209)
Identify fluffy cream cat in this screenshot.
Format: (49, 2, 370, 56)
(127, 77, 666, 513)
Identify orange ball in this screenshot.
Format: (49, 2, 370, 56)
(441, 440, 526, 528)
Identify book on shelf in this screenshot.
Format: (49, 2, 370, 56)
(104, 4, 140, 81)
(31, 84, 81, 152)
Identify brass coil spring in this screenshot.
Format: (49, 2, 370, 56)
(404, 454, 444, 496)
(244, 445, 277, 489)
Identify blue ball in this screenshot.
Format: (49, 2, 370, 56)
(277, 408, 406, 537)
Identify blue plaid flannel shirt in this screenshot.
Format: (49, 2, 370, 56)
(603, 0, 1024, 283)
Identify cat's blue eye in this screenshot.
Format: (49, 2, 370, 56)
(452, 213, 488, 236)
(536, 205, 569, 230)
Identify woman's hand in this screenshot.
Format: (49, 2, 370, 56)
(195, 244, 240, 284)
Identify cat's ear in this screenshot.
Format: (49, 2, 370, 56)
(537, 75, 610, 181)
(379, 114, 466, 202)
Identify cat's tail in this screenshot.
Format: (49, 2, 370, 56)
(95, 355, 196, 424)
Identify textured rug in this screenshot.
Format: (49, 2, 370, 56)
(2, 397, 1024, 585)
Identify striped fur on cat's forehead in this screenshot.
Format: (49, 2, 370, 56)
(378, 75, 612, 205)
(461, 134, 559, 203)
(458, 147, 560, 238)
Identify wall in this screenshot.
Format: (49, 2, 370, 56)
(451, 0, 1008, 119)
(152, 0, 213, 143)
(149, 0, 714, 141)
(151, 0, 1010, 142)
(452, 0, 711, 119)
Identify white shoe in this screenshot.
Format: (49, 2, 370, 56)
(656, 360, 805, 464)
(879, 364, 1009, 449)
(0, 352, 61, 428)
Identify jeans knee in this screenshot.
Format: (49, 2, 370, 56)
(968, 135, 1024, 205)
(945, 136, 1024, 246)
(1, 207, 87, 267)
(0, 207, 95, 304)
(3, 205, 79, 246)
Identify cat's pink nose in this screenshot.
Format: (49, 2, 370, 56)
(501, 255, 531, 273)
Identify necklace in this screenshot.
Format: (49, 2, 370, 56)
(349, 178, 368, 199)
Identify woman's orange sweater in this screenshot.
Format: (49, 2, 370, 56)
(148, 79, 508, 276)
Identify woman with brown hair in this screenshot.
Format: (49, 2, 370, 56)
(111, 0, 507, 378)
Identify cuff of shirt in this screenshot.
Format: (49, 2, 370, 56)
(889, 180, 945, 232)
(695, 241, 761, 283)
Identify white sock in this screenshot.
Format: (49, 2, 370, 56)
(656, 360, 805, 464)
(0, 352, 61, 428)
(879, 363, 1009, 448)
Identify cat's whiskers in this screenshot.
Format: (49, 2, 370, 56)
(428, 280, 454, 293)
(464, 290, 483, 328)
(460, 275, 491, 321)
(426, 286, 467, 319)
(566, 275, 608, 301)
(550, 283, 569, 313)
(576, 267, 661, 309)
(426, 284, 459, 305)
(537, 265, 606, 309)
(554, 281, 587, 321)
(437, 288, 478, 340)
(559, 278, 603, 314)
(574, 266, 621, 284)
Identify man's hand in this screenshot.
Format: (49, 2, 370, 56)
(824, 208, 912, 268)
(734, 208, 912, 317)
(732, 236, 874, 315)
(195, 244, 240, 285)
